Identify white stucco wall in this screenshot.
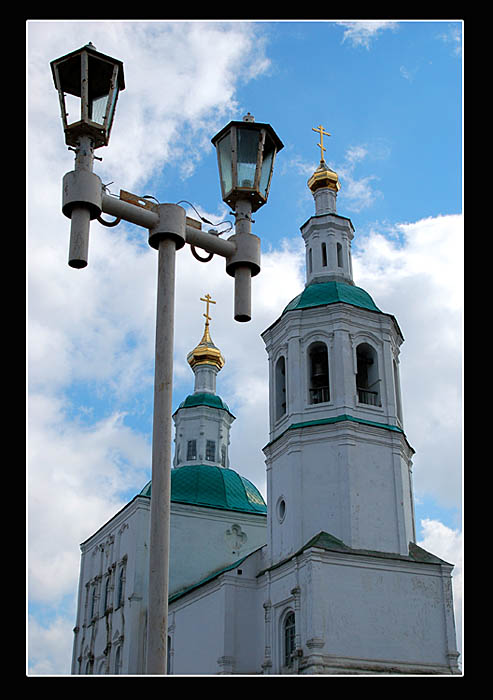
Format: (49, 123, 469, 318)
(72, 494, 267, 674)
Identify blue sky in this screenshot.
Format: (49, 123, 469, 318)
(27, 20, 462, 674)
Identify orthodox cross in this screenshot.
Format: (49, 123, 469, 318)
(312, 124, 331, 163)
(200, 293, 216, 326)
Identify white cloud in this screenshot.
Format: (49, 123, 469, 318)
(437, 24, 462, 56)
(336, 21, 399, 49)
(287, 142, 386, 214)
(400, 65, 419, 82)
(337, 144, 385, 212)
(28, 614, 76, 675)
(352, 214, 463, 508)
(341, 172, 381, 212)
(28, 392, 151, 603)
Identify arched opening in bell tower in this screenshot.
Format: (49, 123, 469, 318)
(275, 355, 287, 420)
(356, 343, 381, 406)
(308, 342, 330, 404)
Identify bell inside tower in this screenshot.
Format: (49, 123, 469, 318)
(309, 342, 330, 404)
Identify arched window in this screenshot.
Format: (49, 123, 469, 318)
(114, 645, 122, 675)
(103, 576, 111, 612)
(283, 611, 296, 668)
(309, 342, 330, 404)
(308, 247, 313, 274)
(90, 586, 97, 619)
(321, 242, 327, 267)
(275, 356, 287, 420)
(117, 566, 125, 608)
(336, 242, 343, 267)
(356, 343, 381, 406)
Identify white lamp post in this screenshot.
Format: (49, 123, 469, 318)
(51, 44, 283, 674)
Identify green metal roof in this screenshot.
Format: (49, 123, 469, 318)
(283, 281, 381, 314)
(139, 464, 267, 515)
(174, 392, 234, 417)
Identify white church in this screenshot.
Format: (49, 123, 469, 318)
(71, 152, 460, 675)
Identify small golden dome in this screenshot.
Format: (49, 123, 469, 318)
(187, 321, 225, 371)
(187, 293, 225, 371)
(307, 160, 340, 193)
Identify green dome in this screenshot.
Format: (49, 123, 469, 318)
(174, 392, 234, 417)
(283, 281, 381, 314)
(139, 464, 267, 515)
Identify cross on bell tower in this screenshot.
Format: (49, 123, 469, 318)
(312, 124, 331, 164)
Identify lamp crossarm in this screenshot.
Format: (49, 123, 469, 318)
(68, 176, 259, 322)
(101, 191, 158, 228)
(100, 191, 236, 259)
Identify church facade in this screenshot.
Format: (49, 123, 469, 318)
(71, 145, 460, 675)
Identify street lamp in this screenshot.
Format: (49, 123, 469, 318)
(211, 113, 283, 322)
(50, 42, 125, 149)
(51, 43, 126, 269)
(211, 112, 284, 213)
(51, 44, 282, 675)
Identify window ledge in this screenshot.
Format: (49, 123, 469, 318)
(355, 400, 384, 412)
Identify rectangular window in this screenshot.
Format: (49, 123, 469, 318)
(187, 440, 197, 460)
(206, 440, 215, 462)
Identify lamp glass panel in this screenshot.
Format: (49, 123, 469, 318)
(88, 55, 115, 126)
(89, 93, 109, 125)
(217, 134, 233, 196)
(236, 128, 259, 188)
(64, 93, 81, 125)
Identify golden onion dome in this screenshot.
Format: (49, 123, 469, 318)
(307, 160, 340, 193)
(187, 321, 225, 371)
(187, 293, 225, 371)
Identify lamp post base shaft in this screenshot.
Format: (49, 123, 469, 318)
(145, 237, 176, 675)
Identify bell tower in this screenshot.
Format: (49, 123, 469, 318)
(262, 128, 415, 567)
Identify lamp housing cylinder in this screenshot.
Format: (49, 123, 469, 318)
(148, 203, 186, 251)
(68, 206, 91, 268)
(225, 198, 260, 323)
